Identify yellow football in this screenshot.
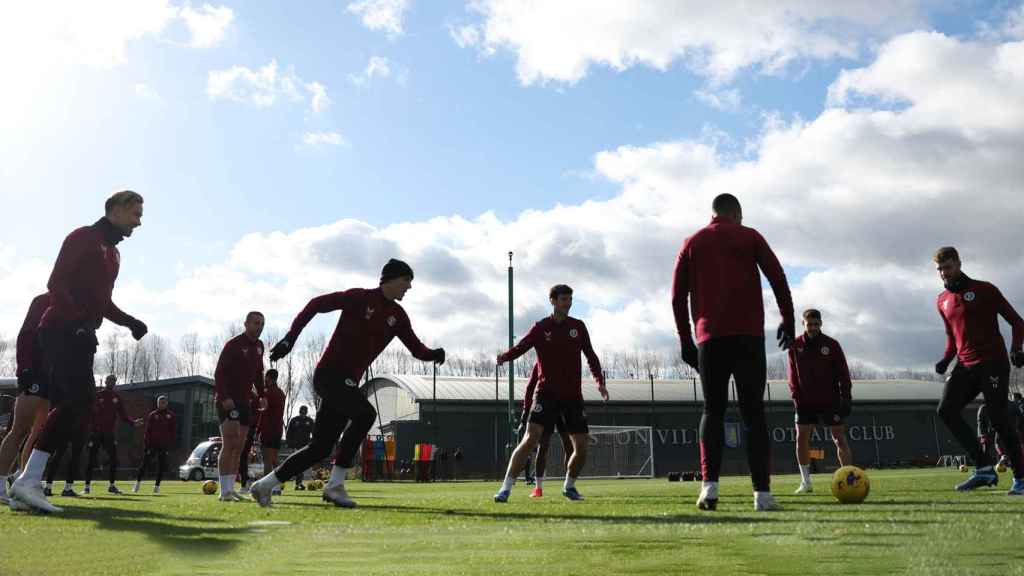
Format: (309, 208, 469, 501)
(996, 463, 1007, 473)
(202, 479, 218, 495)
(831, 466, 870, 504)
(958, 464, 968, 473)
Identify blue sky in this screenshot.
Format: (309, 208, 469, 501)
(2, 1, 1023, 372)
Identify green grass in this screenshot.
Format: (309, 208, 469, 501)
(1, 469, 1023, 576)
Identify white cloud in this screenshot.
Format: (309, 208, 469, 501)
(346, 0, 411, 38)
(207, 60, 331, 113)
(694, 88, 742, 111)
(349, 56, 394, 86)
(179, 3, 234, 48)
(453, 0, 925, 85)
(302, 131, 345, 147)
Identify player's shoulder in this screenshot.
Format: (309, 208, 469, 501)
(567, 316, 588, 330)
(793, 333, 807, 347)
(821, 333, 842, 348)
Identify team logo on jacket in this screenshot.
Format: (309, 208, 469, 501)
(387, 315, 397, 327)
(532, 403, 543, 414)
(365, 307, 375, 320)
(345, 378, 358, 388)
(230, 410, 239, 419)
(29, 383, 39, 394)
(569, 328, 578, 339)
(821, 346, 830, 356)
(964, 291, 976, 302)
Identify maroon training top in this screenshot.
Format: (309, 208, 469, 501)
(672, 216, 794, 344)
(286, 287, 434, 384)
(521, 362, 541, 414)
(938, 278, 1024, 367)
(214, 334, 265, 406)
(144, 408, 177, 448)
(16, 293, 49, 375)
(91, 389, 133, 434)
(40, 219, 135, 330)
(258, 386, 286, 440)
(498, 316, 604, 402)
(787, 333, 852, 408)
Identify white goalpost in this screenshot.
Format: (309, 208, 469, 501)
(530, 425, 655, 480)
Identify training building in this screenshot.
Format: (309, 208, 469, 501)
(0, 376, 219, 478)
(360, 375, 974, 479)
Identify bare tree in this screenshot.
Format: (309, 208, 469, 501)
(149, 335, 168, 380)
(0, 335, 12, 377)
(178, 333, 203, 377)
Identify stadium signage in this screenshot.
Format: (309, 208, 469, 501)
(647, 425, 897, 446)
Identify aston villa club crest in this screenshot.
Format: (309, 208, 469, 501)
(569, 328, 579, 339)
(821, 346, 830, 356)
(964, 291, 976, 302)
(387, 315, 397, 327)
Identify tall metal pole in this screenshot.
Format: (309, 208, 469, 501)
(507, 252, 515, 459)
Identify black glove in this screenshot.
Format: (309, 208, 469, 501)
(432, 348, 446, 365)
(269, 337, 293, 362)
(1012, 350, 1024, 369)
(17, 368, 32, 387)
(128, 318, 148, 341)
(935, 357, 952, 375)
(680, 337, 699, 370)
(838, 397, 852, 418)
(777, 322, 795, 350)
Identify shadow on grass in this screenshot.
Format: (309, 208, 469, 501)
(60, 506, 251, 554)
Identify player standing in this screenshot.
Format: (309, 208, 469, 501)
(250, 259, 445, 508)
(672, 193, 794, 511)
(83, 375, 143, 495)
(788, 309, 853, 494)
(494, 284, 608, 503)
(285, 405, 314, 490)
(132, 395, 176, 494)
(257, 369, 286, 494)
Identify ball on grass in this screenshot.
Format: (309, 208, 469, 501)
(831, 465, 870, 504)
(202, 479, 218, 495)
(959, 464, 968, 473)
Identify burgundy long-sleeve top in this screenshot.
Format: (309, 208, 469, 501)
(938, 278, 1024, 367)
(144, 408, 177, 448)
(787, 333, 852, 408)
(214, 334, 265, 406)
(672, 217, 794, 344)
(498, 316, 604, 402)
(285, 288, 434, 383)
(16, 294, 49, 375)
(91, 389, 133, 434)
(40, 219, 136, 330)
(258, 386, 286, 440)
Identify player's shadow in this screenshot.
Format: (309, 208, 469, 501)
(358, 504, 786, 525)
(60, 506, 250, 554)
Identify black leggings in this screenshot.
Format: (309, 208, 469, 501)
(239, 426, 257, 485)
(938, 360, 1022, 477)
(85, 433, 119, 484)
(44, 432, 86, 485)
(35, 326, 97, 454)
(136, 448, 169, 485)
(698, 335, 771, 491)
(273, 370, 376, 483)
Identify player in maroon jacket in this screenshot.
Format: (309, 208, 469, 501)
(250, 259, 445, 508)
(132, 395, 176, 494)
(0, 294, 51, 507)
(494, 284, 608, 503)
(10, 191, 147, 513)
(83, 374, 144, 495)
(672, 193, 794, 511)
(787, 309, 853, 494)
(258, 369, 286, 493)
(518, 362, 574, 498)
(213, 311, 265, 502)
(932, 247, 1024, 494)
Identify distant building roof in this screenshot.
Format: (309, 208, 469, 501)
(364, 375, 949, 404)
(0, 376, 212, 394)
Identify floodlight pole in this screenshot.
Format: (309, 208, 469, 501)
(507, 251, 515, 460)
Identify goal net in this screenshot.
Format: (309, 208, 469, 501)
(527, 425, 654, 479)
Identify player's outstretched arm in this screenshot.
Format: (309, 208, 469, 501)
(496, 324, 539, 365)
(105, 302, 147, 340)
(395, 315, 445, 364)
(271, 291, 354, 361)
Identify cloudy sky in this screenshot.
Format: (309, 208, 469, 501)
(1, 0, 1023, 371)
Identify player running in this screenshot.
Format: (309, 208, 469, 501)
(9, 191, 148, 513)
(519, 362, 574, 498)
(250, 259, 445, 508)
(213, 311, 266, 502)
(787, 309, 853, 494)
(83, 374, 143, 495)
(493, 284, 608, 503)
(0, 294, 51, 506)
(932, 247, 1024, 494)
(257, 369, 286, 494)
(672, 193, 794, 511)
(132, 395, 176, 494)
(285, 405, 314, 490)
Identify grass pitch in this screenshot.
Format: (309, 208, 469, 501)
(1, 469, 1022, 576)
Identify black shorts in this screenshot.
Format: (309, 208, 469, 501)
(41, 325, 97, 408)
(528, 397, 588, 435)
(218, 403, 252, 426)
(261, 434, 282, 450)
(87, 432, 117, 452)
(795, 407, 844, 426)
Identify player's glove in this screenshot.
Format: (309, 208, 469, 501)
(432, 348, 446, 365)
(777, 322, 795, 351)
(935, 357, 953, 375)
(838, 397, 852, 418)
(17, 368, 32, 387)
(269, 337, 294, 362)
(680, 337, 699, 370)
(127, 318, 148, 341)
(1011, 350, 1024, 369)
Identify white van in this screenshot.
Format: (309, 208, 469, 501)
(178, 437, 265, 481)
